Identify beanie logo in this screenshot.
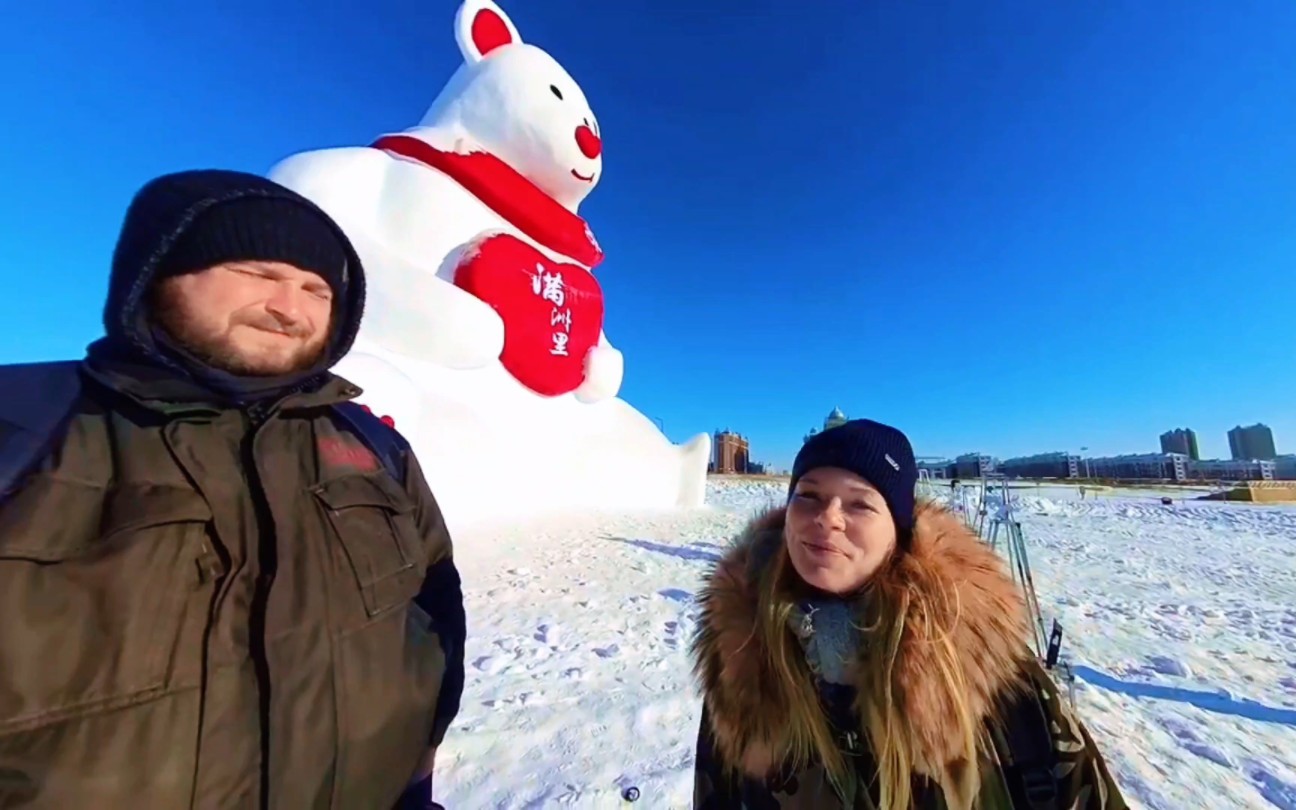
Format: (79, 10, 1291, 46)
(884, 453, 901, 471)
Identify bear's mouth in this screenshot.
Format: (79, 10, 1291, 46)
(571, 169, 595, 182)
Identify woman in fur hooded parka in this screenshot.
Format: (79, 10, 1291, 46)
(691, 419, 1126, 809)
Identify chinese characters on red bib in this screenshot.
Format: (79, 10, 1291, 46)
(453, 233, 605, 397)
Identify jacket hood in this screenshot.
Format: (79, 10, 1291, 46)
(102, 169, 366, 379)
(691, 499, 1032, 782)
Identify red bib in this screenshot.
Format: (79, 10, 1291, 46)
(454, 234, 605, 397)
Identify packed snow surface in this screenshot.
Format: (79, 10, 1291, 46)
(436, 478, 1296, 808)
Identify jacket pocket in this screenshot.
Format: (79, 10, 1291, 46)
(313, 473, 424, 619)
(0, 477, 213, 733)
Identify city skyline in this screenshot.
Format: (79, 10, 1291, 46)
(712, 411, 1288, 478)
(928, 420, 1284, 467)
(721, 412, 1287, 475)
(803, 410, 1284, 465)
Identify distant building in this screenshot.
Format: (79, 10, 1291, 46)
(954, 453, 997, 478)
(999, 451, 1081, 479)
(1088, 452, 1188, 481)
(1274, 455, 1296, 481)
(712, 429, 750, 474)
(1228, 424, 1277, 461)
(916, 457, 952, 480)
(824, 407, 848, 431)
(1191, 457, 1274, 482)
(1159, 428, 1200, 461)
(804, 407, 849, 443)
(1044, 452, 1278, 482)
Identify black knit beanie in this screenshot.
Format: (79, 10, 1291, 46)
(789, 418, 919, 534)
(158, 196, 350, 296)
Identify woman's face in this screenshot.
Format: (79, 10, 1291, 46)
(785, 467, 897, 595)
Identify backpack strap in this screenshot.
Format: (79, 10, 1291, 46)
(0, 361, 85, 501)
(331, 401, 410, 487)
(997, 677, 1060, 810)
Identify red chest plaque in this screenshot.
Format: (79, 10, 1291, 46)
(453, 233, 605, 397)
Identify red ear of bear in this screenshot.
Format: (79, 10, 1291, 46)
(471, 8, 514, 57)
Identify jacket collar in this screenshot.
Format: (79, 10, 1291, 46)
(81, 352, 359, 417)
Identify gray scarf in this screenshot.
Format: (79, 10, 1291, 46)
(788, 599, 861, 685)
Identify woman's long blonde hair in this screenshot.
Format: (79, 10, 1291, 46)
(754, 531, 986, 810)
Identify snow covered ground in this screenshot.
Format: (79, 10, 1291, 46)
(436, 478, 1296, 809)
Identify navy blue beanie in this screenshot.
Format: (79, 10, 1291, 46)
(789, 419, 919, 534)
(159, 196, 351, 296)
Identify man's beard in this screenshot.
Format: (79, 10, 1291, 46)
(152, 295, 329, 377)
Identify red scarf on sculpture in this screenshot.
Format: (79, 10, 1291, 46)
(371, 133, 604, 269)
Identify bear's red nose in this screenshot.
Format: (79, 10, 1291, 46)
(575, 125, 601, 159)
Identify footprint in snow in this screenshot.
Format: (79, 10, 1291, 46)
(472, 655, 509, 675)
(664, 619, 692, 650)
(535, 623, 562, 646)
(594, 644, 620, 659)
(1162, 718, 1234, 768)
(1144, 654, 1191, 678)
(1243, 759, 1296, 810)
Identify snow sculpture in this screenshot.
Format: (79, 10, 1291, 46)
(269, 0, 709, 530)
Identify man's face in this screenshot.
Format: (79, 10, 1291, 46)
(152, 260, 335, 376)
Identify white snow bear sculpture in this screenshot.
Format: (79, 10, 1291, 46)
(269, 0, 709, 530)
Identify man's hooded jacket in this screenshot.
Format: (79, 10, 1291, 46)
(0, 170, 465, 809)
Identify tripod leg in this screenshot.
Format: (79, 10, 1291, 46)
(1011, 522, 1049, 655)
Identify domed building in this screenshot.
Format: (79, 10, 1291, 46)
(824, 407, 848, 430)
(803, 407, 849, 443)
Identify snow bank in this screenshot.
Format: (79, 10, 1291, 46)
(435, 479, 1296, 808)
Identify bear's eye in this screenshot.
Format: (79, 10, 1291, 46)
(550, 84, 563, 100)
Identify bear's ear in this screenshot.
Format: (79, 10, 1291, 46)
(455, 0, 522, 65)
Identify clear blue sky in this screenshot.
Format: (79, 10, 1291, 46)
(3, 1, 1294, 469)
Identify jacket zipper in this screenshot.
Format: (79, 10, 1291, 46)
(243, 402, 279, 810)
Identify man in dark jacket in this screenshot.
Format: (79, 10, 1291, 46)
(0, 170, 465, 809)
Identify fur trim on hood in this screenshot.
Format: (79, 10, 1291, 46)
(691, 499, 1031, 781)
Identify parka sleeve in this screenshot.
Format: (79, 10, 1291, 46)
(405, 451, 466, 748)
(1036, 668, 1130, 810)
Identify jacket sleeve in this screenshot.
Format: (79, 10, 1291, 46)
(1034, 664, 1130, 810)
(405, 451, 466, 749)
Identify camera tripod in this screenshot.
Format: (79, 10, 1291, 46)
(976, 475, 1076, 703)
